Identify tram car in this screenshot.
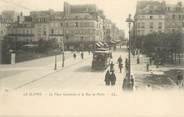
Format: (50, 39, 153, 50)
(92, 48, 112, 70)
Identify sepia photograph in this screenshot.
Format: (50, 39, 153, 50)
(0, 0, 184, 117)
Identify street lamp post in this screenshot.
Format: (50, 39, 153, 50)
(62, 17, 65, 68)
(62, 36, 65, 68)
(123, 14, 134, 90)
(54, 54, 57, 70)
(127, 14, 134, 80)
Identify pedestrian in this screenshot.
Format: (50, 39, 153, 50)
(110, 71, 116, 86)
(119, 63, 123, 73)
(110, 61, 114, 72)
(132, 50, 135, 58)
(81, 52, 84, 59)
(129, 75, 134, 90)
(122, 73, 129, 90)
(110, 53, 113, 59)
(137, 56, 140, 64)
(149, 57, 152, 65)
(156, 60, 159, 68)
(122, 78, 128, 90)
(125, 58, 128, 66)
(177, 71, 183, 87)
(104, 70, 111, 86)
(145, 84, 152, 91)
(146, 63, 149, 72)
(73, 53, 76, 59)
(117, 56, 123, 65)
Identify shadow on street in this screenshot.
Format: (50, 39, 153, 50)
(74, 65, 92, 72)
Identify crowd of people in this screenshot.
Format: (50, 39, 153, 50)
(71, 50, 184, 90)
(104, 55, 135, 89)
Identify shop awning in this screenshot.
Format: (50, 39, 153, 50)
(96, 43, 101, 48)
(96, 41, 104, 47)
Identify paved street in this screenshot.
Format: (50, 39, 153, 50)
(0, 47, 127, 93)
(0, 46, 183, 94)
(0, 52, 73, 79)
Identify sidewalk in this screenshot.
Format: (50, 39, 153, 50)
(131, 54, 180, 90)
(0, 51, 72, 68)
(0, 52, 92, 92)
(0, 51, 76, 79)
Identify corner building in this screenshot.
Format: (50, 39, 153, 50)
(134, 1, 184, 36)
(63, 2, 105, 50)
(134, 1, 166, 36)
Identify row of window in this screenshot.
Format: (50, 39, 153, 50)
(68, 36, 95, 41)
(170, 14, 184, 20)
(64, 22, 97, 28)
(66, 29, 95, 35)
(8, 29, 33, 35)
(166, 7, 182, 12)
(37, 30, 103, 37)
(37, 30, 63, 36)
(0, 23, 9, 27)
(71, 15, 93, 20)
(137, 22, 163, 29)
(137, 14, 184, 20)
(137, 15, 164, 20)
(137, 30, 164, 35)
(35, 18, 49, 23)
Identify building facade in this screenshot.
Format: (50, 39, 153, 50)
(165, 2, 184, 33)
(6, 10, 64, 43)
(6, 21, 35, 43)
(30, 10, 63, 41)
(1, 3, 123, 55)
(134, 1, 184, 36)
(134, 1, 166, 36)
(63, 2, 105, 50)
(0, 11, 19, 64)
(103, 19, 120, 42)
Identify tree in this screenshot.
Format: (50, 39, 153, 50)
(132, 32, 183, 65)
(37, 39, 58, 53)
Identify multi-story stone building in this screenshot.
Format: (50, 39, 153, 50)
(6, 17, 35, 43)
(134, 1, 166, 36)
(165, 2, 184, 33)
(134, 1, 184, 36)
(4, 10, 64, 44)
(1, 10, 19, 23)
(63, 2, 105, 50)
(30, 10, 63, 41)
(2, 3, 122, 55)
(0, 11, 18, 64)
(103, 19, 112, 42)
(103, 19, 124, 45)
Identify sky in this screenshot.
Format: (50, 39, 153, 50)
(0, 0, 180, 37)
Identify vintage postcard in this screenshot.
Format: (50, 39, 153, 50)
(0, 0, 184, 117)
